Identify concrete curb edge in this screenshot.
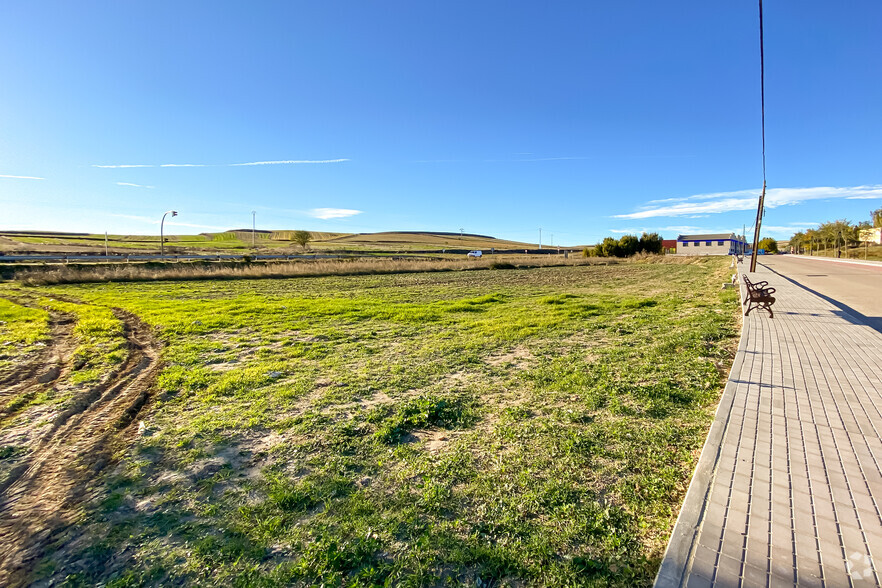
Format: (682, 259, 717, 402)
(652, 279, 750, 587)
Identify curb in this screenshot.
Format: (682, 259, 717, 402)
(787, 255, 882, 269)
(653, 280, 750, 587)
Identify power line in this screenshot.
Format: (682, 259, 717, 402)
(750, 0, 767, 272)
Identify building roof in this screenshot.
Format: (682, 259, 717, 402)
(677, 233, 740, 241)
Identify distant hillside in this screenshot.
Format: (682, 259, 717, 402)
(0, 229, 540, 255)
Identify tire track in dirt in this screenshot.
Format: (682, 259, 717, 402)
(0, 302, 75, 397)
(0, 308, 162, 587)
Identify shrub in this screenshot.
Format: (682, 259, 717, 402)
(639, 232, 663, 254)
(618, 235, 639, 257)
(596, 237, 621, 258)
(757, 237, 778, 253)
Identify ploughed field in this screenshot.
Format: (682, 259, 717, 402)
(0, 259, 739, 587)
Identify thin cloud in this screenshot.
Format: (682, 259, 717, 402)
(116, 182, 154, 189)
(92, 164, 154, 168)
(0, 174, 45, 180)
(762, 224, 818, 233)
(108, 213, 226, 231)
(413, 159, 468, 163)
(514, 156, 589, 162)
(110, 214, 162, 224)
(414, 155, 589, 163)
(94, 159, 349, 168)
(609, 225, 703, 235)
(308, 208, 363, 220)
(167, 221, 229, 230)
(615, 185, 882, 219)
(229, 159, 350, 166)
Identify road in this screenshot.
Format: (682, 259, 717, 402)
(759, 255, 882, 332)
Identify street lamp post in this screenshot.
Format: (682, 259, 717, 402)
(161, 210, 177, 259)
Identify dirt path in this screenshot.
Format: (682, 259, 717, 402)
(0, 307, 162, 587)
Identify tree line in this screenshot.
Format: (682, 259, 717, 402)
(788, 207, 882, 254)
(586, 232, 663, 257)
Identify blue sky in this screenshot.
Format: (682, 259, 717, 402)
(2, 1, 880, 245)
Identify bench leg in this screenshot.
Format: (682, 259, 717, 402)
(745, 297, 775, 318)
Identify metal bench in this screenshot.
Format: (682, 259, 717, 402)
(742, 274, 776, 318)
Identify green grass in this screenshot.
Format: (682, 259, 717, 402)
(19, 259, 739, 586)
(39, 297, 127, 384)
(0, 298, 50, 346)
(0, 298, 51, 374)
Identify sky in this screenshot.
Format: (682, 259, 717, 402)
(2, 1, 880, 246)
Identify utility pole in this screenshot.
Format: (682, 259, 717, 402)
(460, 228, 464, 239)
(252, 211, 256, 248)
(538, 228, 542, 250)
(750, 0, 767, 273)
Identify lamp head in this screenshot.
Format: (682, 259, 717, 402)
(172, 211, 178, 217)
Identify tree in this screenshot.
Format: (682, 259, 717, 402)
(638, 232, 663, 254)
(596, 237, 620, 257)
(292, 230, 312, 250)
(757, 237, 778, 253)
(805, 228, 818, 255)
(618, 234, 639, 256)
(789, 230, 805, 253)
(826, 219, 856, 256)
(872, 207, 882, 228)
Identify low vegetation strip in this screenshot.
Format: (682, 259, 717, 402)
(0, 260, 738, 586)
(11, 255, 617, 286)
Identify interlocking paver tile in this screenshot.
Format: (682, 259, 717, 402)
(655, 261, 882, 587)
(742, 562, 768, 586)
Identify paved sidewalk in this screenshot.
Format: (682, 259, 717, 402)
(655, 261, 882, 587)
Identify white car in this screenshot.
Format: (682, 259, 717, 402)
(467, 250, 483, 258)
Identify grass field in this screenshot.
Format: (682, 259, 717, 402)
(0, 230, 540, 256)
(0, 258, 739, 586)
(0, 298, 51, 374)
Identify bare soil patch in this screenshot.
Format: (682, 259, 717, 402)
(484, 345, 535, 369)
(0, 309, 162, 587)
